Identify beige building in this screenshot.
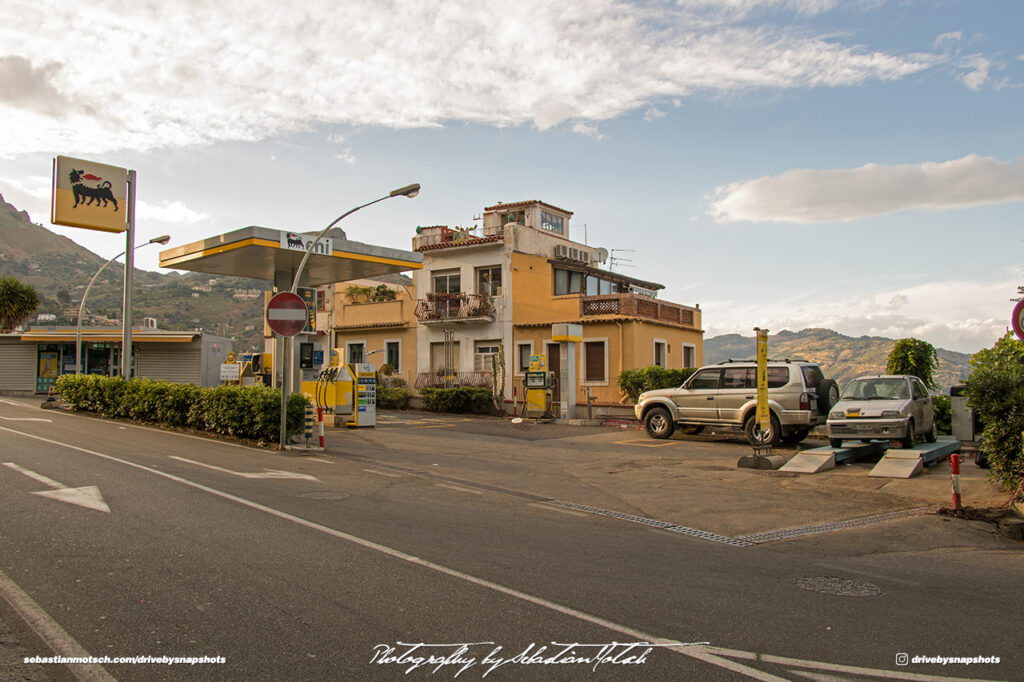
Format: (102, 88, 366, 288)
(329, 200, 703, 416)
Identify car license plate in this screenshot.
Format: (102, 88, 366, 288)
(845, 408, 861, 418)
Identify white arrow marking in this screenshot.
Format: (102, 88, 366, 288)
(0, 416, 53, 422)
(267, 308, 307, 321)
(169, 456, 319, 481)
(3, 462, 110, 513)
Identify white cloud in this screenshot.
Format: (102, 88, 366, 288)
(708, 154, 1024, 223)
(960, 55, 991, 90)
(136, 200, 209, 224)
(644, 107, 667, 121)
(0, 0, 936, 155)
(933, 31, 962, 49)
(698, 271, 1022, 354)
(571, 122, 604, 139)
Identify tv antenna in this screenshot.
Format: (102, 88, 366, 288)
(609, 249, 635, 272)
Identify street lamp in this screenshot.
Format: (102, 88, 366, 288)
(76, 235, 171, 376)
(278, 183, 420, 449)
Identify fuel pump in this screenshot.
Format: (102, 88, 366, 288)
(345, 363, 376, 427)
(523, 355, 556, 420)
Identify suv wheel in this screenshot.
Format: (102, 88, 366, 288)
(644, 406, 675, 439)
(782, 429, 810, 445)
(744, 413, 781, 447)
(816, 380, 839, 414)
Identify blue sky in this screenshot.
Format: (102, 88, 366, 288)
(0, 0, 1021, 353)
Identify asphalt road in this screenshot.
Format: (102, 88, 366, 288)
(0, 398, 1020, 681)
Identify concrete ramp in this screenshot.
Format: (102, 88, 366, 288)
(782, 441, 888, 474)
(868, 450, 924, 478)
(780, 451, 836, 473)
(869, 439, 961, 479)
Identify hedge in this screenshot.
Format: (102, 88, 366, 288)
(417, 386, 494, 414)
(617, 366, 698, 404)
(54, 374, 308, 443)
(377, 385, 412, 409)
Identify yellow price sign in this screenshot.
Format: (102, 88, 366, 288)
(755, 328, 770, 431)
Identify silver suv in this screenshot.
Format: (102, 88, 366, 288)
(634, 360, 839, 446)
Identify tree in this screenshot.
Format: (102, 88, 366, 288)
(0, 276, 40, 331)
(886, 338, 939, 389)
(964, 332, 1024, 502)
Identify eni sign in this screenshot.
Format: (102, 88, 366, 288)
(51, 156, 130, 233)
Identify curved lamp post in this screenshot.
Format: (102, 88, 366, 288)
(76, 235, 171, 375)
(278, 183, 420, 449)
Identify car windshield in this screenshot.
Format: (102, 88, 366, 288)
(842, 378, 909, 401)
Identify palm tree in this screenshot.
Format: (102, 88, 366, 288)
(0, 276, 40, 331)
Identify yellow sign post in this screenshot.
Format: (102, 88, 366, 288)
(51, 156, 129, 233)
(754, 327, 770, 441)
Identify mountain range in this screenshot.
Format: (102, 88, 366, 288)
(1, 196, 975, 389)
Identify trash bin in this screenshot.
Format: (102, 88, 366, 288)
(950, 385, 976, 442)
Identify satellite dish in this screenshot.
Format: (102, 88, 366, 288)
(594, 247, 609, 263)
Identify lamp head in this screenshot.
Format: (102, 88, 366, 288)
(390, 183, 421, 199)
(149, 235, 171, 245)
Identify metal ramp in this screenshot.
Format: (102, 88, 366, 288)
(868, 439, 961, 479)
(781, 441, 888, 474)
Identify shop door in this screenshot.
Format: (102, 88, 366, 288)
(546, 343, 560, 403)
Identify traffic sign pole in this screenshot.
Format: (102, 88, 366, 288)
(266, 292, 308, 449)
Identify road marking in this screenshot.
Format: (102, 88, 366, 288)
(168, 456, 320, 481)
(436, 483, 484, 495)
(3, 462, 110, 513)
(363, 468, 402, 478)
(0, 398, 28, 407)
(527, 502, 588, 517)
(616, 439, 676, 447)
(0, 416, 53, 422)
(0, 567, 115, 682)
(0, 426, 989, 682)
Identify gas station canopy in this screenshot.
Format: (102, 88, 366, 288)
(158, 226, 422, 285)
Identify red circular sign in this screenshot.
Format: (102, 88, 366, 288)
(266, 292, 308, 337)
(1013, 299, 1024, 342)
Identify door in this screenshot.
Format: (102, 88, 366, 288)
(672, 368, 720, 422)
(546, 343, 560, 403)
(715, 366, 755, 423)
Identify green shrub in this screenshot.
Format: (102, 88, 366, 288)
(931, 395, 951, 435)
(377, 385, 412, 409)
(418, 386, 493, 414)
(617, 366, 698, 403)
(964, 332, 1024, 499)
(54, 374, 308, 443)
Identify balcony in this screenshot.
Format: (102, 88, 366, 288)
(415, 370, 493, 389)
(333, 299, 408, 329)
(414, 293, 495, 324)
(413, 225, 504, 251)
(580, 293, 698, 329)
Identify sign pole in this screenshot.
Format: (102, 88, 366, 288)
(754, 327, 770, 448)
(120, 170, 137, 380)
(279, 334, 289, 449)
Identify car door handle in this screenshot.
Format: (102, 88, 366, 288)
(746, 396, 754, 400)
(707, 397, 715, 400)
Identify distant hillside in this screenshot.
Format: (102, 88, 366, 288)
(0, 194, 269, 351)
(704, 328, 972, 394)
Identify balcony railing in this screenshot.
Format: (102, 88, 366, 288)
(580, 293, 697, 328)
(413, 225, 504, 251)
(414, 293, 495, 323)
(415, 371, 493, 389)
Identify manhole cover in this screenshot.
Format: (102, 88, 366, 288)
(795, 576, 883, 597)
(298, 492, 348, 500)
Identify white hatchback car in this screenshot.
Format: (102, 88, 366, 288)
(826, 375, 936, 449)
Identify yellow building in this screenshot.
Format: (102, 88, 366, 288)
(330, 200, 703, 416)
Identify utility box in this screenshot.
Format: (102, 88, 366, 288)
(950, 385, 977, 442)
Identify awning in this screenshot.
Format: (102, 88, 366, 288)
(21, 331, 198, 343)
(159, 226, 422, 285)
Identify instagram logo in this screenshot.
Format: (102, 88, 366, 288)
(896, 653, 909, 666)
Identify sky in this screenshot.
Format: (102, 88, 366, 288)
(0, 0, 1021, 354)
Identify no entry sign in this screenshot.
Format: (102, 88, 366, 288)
(266, 292, 308, 337)
(1013, 299, 1024, 342)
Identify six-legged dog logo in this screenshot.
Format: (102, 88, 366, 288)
(69, 168, 119, 211)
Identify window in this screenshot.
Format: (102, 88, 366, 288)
(912, 378, 927, 400)
(583, 341, 606, 382)
(476, 266, 502, 296)
(553, 267, 584, 295)
(541, 210, 564, 234)
(687, 369, 721, 390)
(474, 341, 501, 371)
(766, 367, 790, 388)
(516, 342, 533, 373)
(385, 341, 401, 372)
(653, 340, 667, 368)
(316, 289, 327, 311)
(347, 343, 365, 365)
(722, 367, 754, 389)
(430, 341, 460, 372)
(681, 344, 696, 368)
(433, 270, 461, 294)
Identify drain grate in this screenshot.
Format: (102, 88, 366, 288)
(543, 500, 753, 547)
(795, 576, 884, 597)
(737, 507, 933, 545)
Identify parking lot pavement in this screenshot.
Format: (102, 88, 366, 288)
(329, 410, 1016, 548)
